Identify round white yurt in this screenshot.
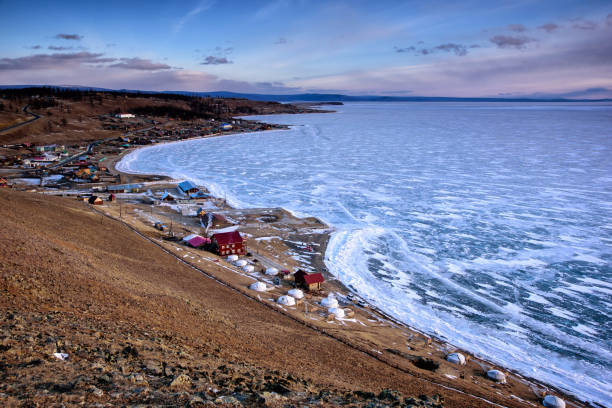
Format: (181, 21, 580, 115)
(287, 288, 304, 299)
(277, 295, 295, 306)
(486, 369, 507, 384)
(328, 307, 345, 318)
(242, 264, 255, 273)
(249, 281, 267, 292)
(543, 395, 565, 408)
(227, 254, 239, 262)
(234, 259, 247, 267)
(446, 353, 466, 365)
(321, 296, 338, 308)
(265, 267, 279, 276)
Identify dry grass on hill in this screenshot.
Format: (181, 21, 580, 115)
(0, 190, 479, 407)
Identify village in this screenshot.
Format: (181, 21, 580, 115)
(1, 109, 378, 325)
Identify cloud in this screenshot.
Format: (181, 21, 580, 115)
(174, 0, 214, 33)
(508, 24, 527, 32)
(109, 57, 172, 71)
(200, 56, 233, 65)
(275, 37, 287, 45)
(292, 25, 612, 97)
(538, 23, 559, 32)
(572, 19, 597, 30)
(55, 33, 83, 40)
(607, 14, 612, 27)
(434, 43, 468, 56)
(106, 43, 116, 47)
(395, 43, 475, 56)
(490, 35, 535, 49)
(48, 46, 73, 50)
(394, 46, 415, 53)
(27, 45, 42, 49)
(0, 52, 115, 70)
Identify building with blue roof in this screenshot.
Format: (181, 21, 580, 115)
(178, 180, 199, 195)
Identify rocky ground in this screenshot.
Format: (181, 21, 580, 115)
(0, 309, 443, 407)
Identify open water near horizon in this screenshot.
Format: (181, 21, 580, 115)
(117, 102, 612, 405)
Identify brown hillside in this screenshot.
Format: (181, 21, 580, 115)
(0, 190, 492, 407)
(0, 90, 319, 146)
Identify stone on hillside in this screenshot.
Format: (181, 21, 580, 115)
(259, 391, 286, 406)
(189, 395, 206, 406)
(215, 395, 241, 405)
(170, 373, 192, 389)
(126, 373, 147, 385)
(145, 360, 163, 376)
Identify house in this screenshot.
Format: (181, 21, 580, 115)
(160, 190, 176, 201)
(88, 196, 103, 205)
(35, 144, 57, 153)
(178, 180, 199, 195)
(294, 270, 324, 291)
(107, 193, 116, 202)
(74, 168, 91, 178)
(154, 222, 167, 231)
(0, 178, 9, 188)
(212, 231, 245, 256)
(187, 235, 211, 248)
(107, 183, 144, 193)
(115, 113, 135, 118)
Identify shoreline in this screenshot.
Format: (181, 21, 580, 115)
(110, 129, 589, 408)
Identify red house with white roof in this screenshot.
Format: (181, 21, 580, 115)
(212, 231, 245, 256)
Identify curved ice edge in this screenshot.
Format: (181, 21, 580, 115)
(116, 129, 611, 406)
(324, 228, 611, 406)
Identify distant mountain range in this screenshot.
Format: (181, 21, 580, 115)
(2, 84, 611, 103)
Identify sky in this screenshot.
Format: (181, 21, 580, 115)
(0, 0, 611, 98)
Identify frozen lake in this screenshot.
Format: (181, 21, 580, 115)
(118, 102, 612, 405)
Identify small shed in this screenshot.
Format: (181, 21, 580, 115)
(212, 231, 245, 256)
(160, 190, 176, 201)
(178, 180, 199, 195)
(88, 196, 103, 205)
(294, 270, 324, 291)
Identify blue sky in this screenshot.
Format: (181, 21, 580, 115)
(1, 0, 611, 97)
